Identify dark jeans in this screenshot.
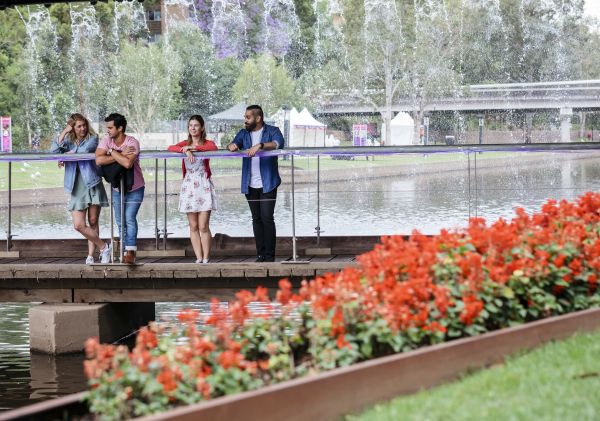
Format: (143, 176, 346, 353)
(245, 186, 277, 259)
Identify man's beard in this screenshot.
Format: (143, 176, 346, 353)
(245, 121, 257, 131)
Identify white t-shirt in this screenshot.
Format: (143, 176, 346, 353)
(249, 127, 264, 189)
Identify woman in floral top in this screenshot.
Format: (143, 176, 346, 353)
(168, 115, 218, 263)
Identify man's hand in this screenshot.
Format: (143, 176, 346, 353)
(227, 143, 239, 152)
(121, 145, 135, 155)
(247, 143, 262, 158)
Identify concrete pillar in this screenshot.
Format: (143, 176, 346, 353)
(560, 107, 573, 142)
(524, 112, 534, 143)
(29, 303, 155, 355)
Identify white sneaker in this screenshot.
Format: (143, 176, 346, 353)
(99, 243, 111, 264)
(85, 255, 94, 265)
(195, 259, 202, 264)
(202, 259, 209, 264)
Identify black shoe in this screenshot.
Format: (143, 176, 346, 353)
(263, 256, 275, 262)
(255, 256, 265, 262)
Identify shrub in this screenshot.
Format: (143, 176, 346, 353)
(85, 192, 600, 420)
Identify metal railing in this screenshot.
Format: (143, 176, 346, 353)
(2, 143, 600, 261)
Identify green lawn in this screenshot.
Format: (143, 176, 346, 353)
(348, 329, 600, 421)
(0, 151, 524, 190)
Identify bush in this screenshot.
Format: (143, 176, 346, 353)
(84, 192, 600, 420)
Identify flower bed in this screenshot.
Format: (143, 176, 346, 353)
(84, 193, 600, 420)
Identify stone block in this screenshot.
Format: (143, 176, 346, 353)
(29, 302, 155, 355)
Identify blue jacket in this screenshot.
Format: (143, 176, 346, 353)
(231, 123, 285, 194)
(50, 135, 102, 193)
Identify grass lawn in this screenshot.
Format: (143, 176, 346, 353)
(0, 151, 528, 190)
(348, 328, 600, 421)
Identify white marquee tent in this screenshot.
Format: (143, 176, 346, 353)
(271, 108, 333, 147)
(382, 112, 414, 145)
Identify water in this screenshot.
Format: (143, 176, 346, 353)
(0, 302, 212, 411)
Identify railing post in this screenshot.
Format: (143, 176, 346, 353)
(120, 178, 125, 262)
(163, 158, 167, 250)
(467, 152, 471, 220)
(6, 161, 12, 251)
(154, 158, 159, 250)
(315, 154, 321, 246)
(110, 187, 114, 263)
(291, 153, 297, 261)
(474, 151, 479, 218)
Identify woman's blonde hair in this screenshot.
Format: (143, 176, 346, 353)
(65, 113, 96, 142)
(186, 115, 207, 146)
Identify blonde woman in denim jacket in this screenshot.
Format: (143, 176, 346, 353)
(51, 113, 111, 264)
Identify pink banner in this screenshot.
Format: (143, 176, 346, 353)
(1, 116, 11, 153)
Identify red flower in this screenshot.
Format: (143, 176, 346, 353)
(177, 309, 199, 323)
(157, 368, 177, 393)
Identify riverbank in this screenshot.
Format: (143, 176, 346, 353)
(1, 151, 596, 208)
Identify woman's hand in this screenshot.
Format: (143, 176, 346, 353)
(58, 161, 64, 168)
(58, 124, 73, 144)
(186, 149, 196, 164)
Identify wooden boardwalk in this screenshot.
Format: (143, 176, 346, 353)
(0, 255, 358, 303)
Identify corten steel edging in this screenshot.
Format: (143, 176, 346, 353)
(132, 307, 600, 421)
(2, 307, 600, 421)
(0, 392, 87, 421)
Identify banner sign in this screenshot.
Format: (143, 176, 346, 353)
(352, 124, 368, 146)
(1, 116, 11, 153)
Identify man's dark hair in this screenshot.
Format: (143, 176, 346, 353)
(104, 113, 127, 132)
(246, 105, 264, 121)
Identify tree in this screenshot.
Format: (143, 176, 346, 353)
(168, 23, 240, 116)
(232, 54, 298, 115)
(108, 42, 182, 140)
(194, 0, 300, 59)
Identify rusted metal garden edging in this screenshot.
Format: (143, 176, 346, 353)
(3, 307, 600, 421)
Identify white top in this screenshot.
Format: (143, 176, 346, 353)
(249, 127, 264, 189)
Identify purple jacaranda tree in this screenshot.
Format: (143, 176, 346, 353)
(193, 0, 297, 59)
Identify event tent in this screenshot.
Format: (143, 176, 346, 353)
(382, 112, 414, 145)
(271, 107, 330, 147)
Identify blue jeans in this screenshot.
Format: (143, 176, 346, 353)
(112, 187, 144, 249)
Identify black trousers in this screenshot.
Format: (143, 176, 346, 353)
(245, 186, 277, 259)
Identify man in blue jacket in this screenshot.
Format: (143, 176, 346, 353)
(227, 105, 284, 262)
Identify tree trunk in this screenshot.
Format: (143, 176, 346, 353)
(579, 111, 586, 139)
(383, 56, 393, 146)
(413, 109, 424, 144)
(383, 110, 392, 147)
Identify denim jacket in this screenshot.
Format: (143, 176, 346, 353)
(50, 134, 102, 193)
(231, 124, 285, 194)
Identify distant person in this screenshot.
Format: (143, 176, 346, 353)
(168, 115, 218, 263)
(95, 113, 145, 264)
(50, 113, 110, 264)
(31, 131, 40, 151)
(226, 105, 284, 262)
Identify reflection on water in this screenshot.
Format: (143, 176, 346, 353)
(0, 301, 283, 411)
(0, 303, 87, 411)
(3, 153, 600, 239)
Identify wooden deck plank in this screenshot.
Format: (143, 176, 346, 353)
(74, 288, 257, 302)
(0, 289, 72, 302)
(306, 255, 336, 262)
(328, 255, 357, 262)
